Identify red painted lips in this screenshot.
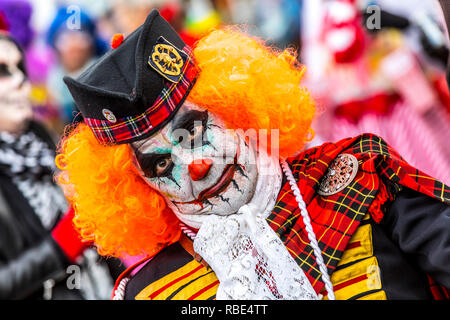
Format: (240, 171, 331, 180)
(197, 163, 237, 201)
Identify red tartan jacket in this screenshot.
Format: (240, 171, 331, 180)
(267, 133, 450, 299)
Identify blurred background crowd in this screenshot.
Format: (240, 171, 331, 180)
(0, 0, 449, 299)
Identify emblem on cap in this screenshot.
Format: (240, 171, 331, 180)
(318, 153, 359, 196)
(148, 36, 188, 83)
(102, 109, 117, 123)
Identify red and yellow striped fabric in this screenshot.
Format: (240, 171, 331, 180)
(135, 259, 219, 300)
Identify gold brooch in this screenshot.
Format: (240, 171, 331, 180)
(152, 44, 183, 76)
(148, 37, 187, 83)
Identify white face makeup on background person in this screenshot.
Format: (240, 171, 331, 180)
(132, 101, 259, 219)
(0, 38, 32, 134)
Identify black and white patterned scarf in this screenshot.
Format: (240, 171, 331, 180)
(0, 128, 116, 300)
(0, 129, 68, 229)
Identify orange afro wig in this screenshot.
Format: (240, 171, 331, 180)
(56, 28, 316, 258)
(56, 124, 181, 258)
(188, 27, 315, 156)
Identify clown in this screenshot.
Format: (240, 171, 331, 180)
(58, 10, 450, 300)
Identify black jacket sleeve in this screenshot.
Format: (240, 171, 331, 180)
(0, 172, 70, 299)
(0, 237, 68, 299)
(382, 187, 450, 289)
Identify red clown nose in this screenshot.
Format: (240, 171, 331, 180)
(188, 159, 213, 181)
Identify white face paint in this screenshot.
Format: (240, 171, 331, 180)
(132, 101, 259, 217)
(0, 38, 32, 134)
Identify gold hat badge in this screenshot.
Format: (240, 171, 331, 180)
(148, 37, 187, 83)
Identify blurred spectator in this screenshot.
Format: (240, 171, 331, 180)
(437, 0, 450, 90)
(46, 6, 107, 125)
(0, 0, 33, 49)
(303, 0, 450, 185)
(0, 0, 62, 138)
(212, 0, 301, 48)
(0, 23, 118, 299)
(108, 0, 203, 47)
(110, 0, 158, 35)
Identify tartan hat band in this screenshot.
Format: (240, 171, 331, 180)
(84, 45, 198, 145)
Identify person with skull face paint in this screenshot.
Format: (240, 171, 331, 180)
(0, 19, 120, 299)
(59, 10, 450, 300)
(0, 22, 83, 299)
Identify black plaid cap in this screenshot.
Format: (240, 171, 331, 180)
(63, 9, 191, 137)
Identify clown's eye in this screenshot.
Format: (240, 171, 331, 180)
(173, 110, 208, 149)
(154, 156, 173, 176)
(135, 152, 173, 178)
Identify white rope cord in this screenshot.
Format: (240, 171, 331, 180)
(112, 277, 130, 300)
(180, 222, 197, 240)
(280, 160, 336, 300)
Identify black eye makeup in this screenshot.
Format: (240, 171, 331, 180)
(0, 63, 11, 77)
(131, 109, 212, 180)
(134, 151, 174, 178)
(18, 59, 27, 78)
(171, 110, 209, 149)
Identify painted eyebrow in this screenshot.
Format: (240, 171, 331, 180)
(131, 137, 171, 153)
(133, 146, 171, 162)
(171, 109, 208, 132)
(131, 141, 170, 163)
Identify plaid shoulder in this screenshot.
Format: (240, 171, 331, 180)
(346, 133, 403, 161)
(288, 133, 401, 179)
(345, 133, 450, 205)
